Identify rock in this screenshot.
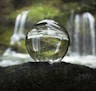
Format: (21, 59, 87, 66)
(0, 62, 96, 91)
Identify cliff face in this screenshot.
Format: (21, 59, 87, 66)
(0, 62, 96, 91)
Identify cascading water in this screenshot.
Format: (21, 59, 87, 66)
(67, 12, 96, 56)
(4, 10, 29, 55)
(74, 14, 80, 55)
(10, 10, 29, 46)
(0, 10, 31, 67)
(82, 13, 95, 55)
(10, 14, 22, 45)
(64, 12, 96, 68)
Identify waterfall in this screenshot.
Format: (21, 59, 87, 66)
(3, 10, 29, 56)
(67, 10, 74, 54)
(74, 14, 80, 55)
(82, 13, 95, 55)
(10, 10, 29, 46)
(1, 10, 31, 67)
(68, 12, 96, 56)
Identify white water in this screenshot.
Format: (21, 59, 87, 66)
(1, 52, 96, 68)
(74, 14, 80, 54)
(1, 48, 32, 67)
(83, 13, 95, 55)
(65, 12, 96, 68)
(10, 10, 29, 45)
(63, 55, 96, 68)
(0, 10, 30, 67)
(68, 12, 96, 56)
(0, 12, 96, 68)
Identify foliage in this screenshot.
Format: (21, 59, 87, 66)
(27, 4, 60, 23)
(8, 4, 60, 23)
(63, 2, 79, 10)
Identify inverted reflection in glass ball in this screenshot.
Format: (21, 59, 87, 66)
(26, 19, 70, 62)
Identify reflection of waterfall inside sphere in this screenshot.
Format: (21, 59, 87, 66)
(67, 12, 96, 56)
(26, 19, 70, 62)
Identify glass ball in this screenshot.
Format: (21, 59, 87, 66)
(25, 19, 70, 62)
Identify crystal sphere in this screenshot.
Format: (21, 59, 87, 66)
(25, 19, 70, 62)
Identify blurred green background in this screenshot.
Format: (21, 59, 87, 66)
(0, 0, 96, 54)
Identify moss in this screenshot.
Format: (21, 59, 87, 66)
(7, 6, 30, 20)
(0, 25, 27, 53)
(43, 50, 56, 56)
(8, 4, 60, 23)
(53, 13, 70, 29)
(27, 4, 60, 23)
(63, 2, 78, 10)
(0, 29, 12, 45)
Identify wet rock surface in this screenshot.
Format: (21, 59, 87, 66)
(0, 62, 96, 91)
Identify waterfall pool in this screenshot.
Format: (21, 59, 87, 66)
(0, 51, 96, 68)
(63, 55, 96, 68)
(0, 52, 32, 67)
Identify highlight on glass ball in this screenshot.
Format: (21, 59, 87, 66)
(25, 19, 70, 62)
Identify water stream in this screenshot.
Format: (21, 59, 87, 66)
(68, 12, 96, 55)
(0, 10, 31, 67)
(10, 10, 29, 45)
(65, 12, 96, 68)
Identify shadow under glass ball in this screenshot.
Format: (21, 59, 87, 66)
(26, 19, 70, 62)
